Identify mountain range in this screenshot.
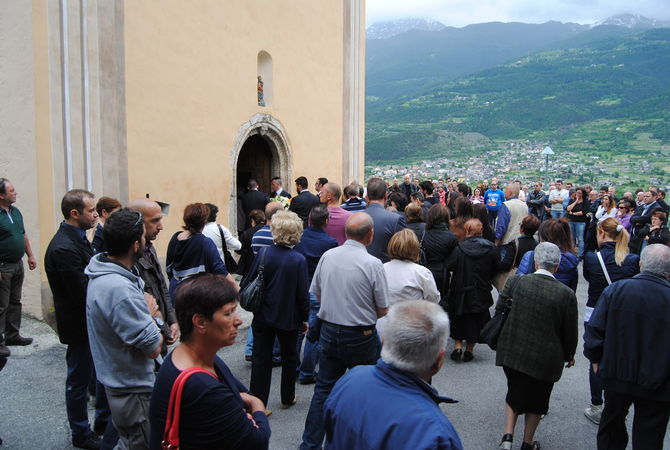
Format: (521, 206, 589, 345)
(365, 15, 670, 169)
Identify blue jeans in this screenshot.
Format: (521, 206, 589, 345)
(569, 221, 586, 257)
(65, 340, 112, 441)
(300, 323, 381, 449)
(244, 327, 281, 359)
(298, 294, 321, 381)
(551, 209, 564, 219)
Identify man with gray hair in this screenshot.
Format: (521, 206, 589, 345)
(300, 212, 389, 449)
(584, 244, 670, 450)
(323, 300, 463, 449)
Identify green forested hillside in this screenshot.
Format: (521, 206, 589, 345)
(366, 28, 670, 163)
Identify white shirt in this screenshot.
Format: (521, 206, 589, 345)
(595, 206, 617, 222)
(202, 222, 242, 261)
(382, 259, 440, 305)
(548, 188, 569, 211)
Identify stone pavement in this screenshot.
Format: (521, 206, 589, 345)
(1, 271, 668, 449)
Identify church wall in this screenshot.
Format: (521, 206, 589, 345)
(123, 1, 351, 253)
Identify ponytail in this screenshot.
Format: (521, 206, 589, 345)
(598, 218, 629, 266)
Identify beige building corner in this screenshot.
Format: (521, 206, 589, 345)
(1, 0, 365, 327)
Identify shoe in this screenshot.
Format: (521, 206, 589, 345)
(272, 357, 282, 367)
(298, 376, 316, 385)
(280, 396, 298, 409)
(5, 336, 33, 346)
(498, 433, 513, 450)
(93, 419, 107, 436)
(584, 403, 603, 425)
(450, 349, 462, 361)
(0, 345, 10, 357)
(72, 433, 102, 449)
(244, 354, 252, 362)
(463, 351, 474, 362)
(520, 441, 541, 450)
(264, 409, 272, 417)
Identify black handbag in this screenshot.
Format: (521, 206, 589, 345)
(479, 275, 522, 350)
(239, 247, 266, 313)
(217, 224, 239, 274)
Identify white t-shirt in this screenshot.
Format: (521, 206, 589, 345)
(548, 188, 569, 211)
(202, 222, 242, 261)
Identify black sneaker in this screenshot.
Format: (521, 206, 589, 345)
(93, 419, 108, 436)
(72, 433, 102, 449)
(0, 345, 10, 357)
(6, 336, 33, 346)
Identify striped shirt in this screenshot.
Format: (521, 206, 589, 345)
(251, 225, 274, 255)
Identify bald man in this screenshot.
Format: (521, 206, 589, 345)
(128, 199, 179, 354)
(301, 212, 389, 449)
(319, 182, 352, 246)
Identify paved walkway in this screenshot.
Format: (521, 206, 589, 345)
(0, 271, 668, 449)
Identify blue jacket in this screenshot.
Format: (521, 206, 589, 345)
(483, 189, 505, 211)
(242, 245, 309, 330)
(582, 242, 639, 308)
(294, 226, 338, 283)
(584, 273, 670, 401)
(517, 250, 579, 292)
(324, 359, 463, 450)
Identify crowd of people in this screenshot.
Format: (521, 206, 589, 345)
(0, 172, 669, 449)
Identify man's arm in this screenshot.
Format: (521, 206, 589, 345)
(495, 204, 511, 244)
(372, 265, 390, 319)
(109, 297, 163, 359)
(23, 234, 37, 270)
(583, 289, 611, 364)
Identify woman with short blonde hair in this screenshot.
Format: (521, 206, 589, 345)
(271, 211, 303, 247)
(378, 229, 440, 338)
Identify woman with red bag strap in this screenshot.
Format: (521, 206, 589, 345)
(149, 274, 270, 449)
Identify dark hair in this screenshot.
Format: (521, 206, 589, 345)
(575, 188, 588, 200)
(453, 197, 473, 220)
(0, 178, 8, 195)
(426, 204, 450, 229)
(309, 204, 330, 229)
(95, 196, 122, 216)
(247, 179, 258, 189)
(521, 214, 541, 237)
(599, 186, 609, 192)
(295, 176, 308, 189)
(652, 210, 667, 224)
(410, 192, 425, 202)
(205, 203, 219, 222)
(103, 208, 144, 256)
(182, 203, 210, 233)
(472, 203, 493, 241)
(344, 184, 359, 199)
(388, 192, 409, 212)
(271, 176, 282, 186)
(61, 189, 95, 219)
(619, 198, 635, 212)
(457, 183, 471, 197)
(317, 177, 328, 187)
(248, 209, 266, 226)
(174, 274, 239, 342)
(419, 180, 434, 195)
(538, 218, 576, 254)
(367, 177, 387, 201)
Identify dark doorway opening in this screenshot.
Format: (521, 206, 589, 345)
(237, 134, 273, 194)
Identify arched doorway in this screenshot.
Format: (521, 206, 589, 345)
(230, 114, 291, 233)
(237, 134, 273, 194)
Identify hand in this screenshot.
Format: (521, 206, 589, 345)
(27, 256, 37, 270)
(592, 362, 599, 374)
(144, 293, 159, 317)
(245, 412, 259, 429)
(566, 359, 575, 368)
(167, 323, 180, 345)
(240, 392, 265, 414)
(301, 321, 309, 334)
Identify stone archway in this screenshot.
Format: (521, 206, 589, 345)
(229, 113, 291, 233)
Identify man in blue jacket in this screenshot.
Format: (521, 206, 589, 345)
(584, 244, 670, 450)
(323, 300, 463, 450)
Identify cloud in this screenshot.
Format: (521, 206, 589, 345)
(366, 0, 670, 27)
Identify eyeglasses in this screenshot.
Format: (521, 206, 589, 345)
(618, 206, 627, 209)
(133, 211, 143, 228)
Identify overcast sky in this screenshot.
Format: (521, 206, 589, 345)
(366, 0, 670, 28)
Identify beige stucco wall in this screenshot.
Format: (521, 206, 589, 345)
(124, 1, 349, 254)
(1, 1, 43, 319)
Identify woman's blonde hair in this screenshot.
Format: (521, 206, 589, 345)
(598, 217, 629, 266)
(387, 229, 420, 262)
(271, 210, 303, 247)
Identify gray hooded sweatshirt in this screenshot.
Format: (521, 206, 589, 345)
(85, 253, 161, 392)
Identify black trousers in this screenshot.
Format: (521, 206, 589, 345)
(250, 321, 298, 407)
(598, 389, 670, 450)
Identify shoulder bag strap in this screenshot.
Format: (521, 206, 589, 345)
(596, 251, 612, 285)
(512, 239, 520, 267)
(217, 224, 229, 252)
(163, 368, 218, 449)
